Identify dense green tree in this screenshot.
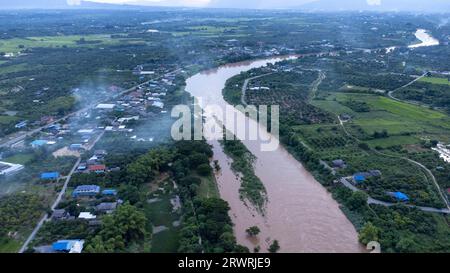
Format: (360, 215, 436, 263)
(85, 203, 147, 253)
(359, 222, 380, 245)
(197, 163, 212, 176)
(268, 240, 280, 253)
(347, 191, 368, 210)
(246, 226, 261, 237)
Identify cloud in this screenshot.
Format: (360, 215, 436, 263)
(366, 0, 381, 6)
(85, 0, 212, 7)
(67, 0, 82, 5)
(85, 0, 313, 8)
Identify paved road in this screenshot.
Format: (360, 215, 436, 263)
(18, 157, 81, 253)
(308, 70, 325, 102)
(338, 177, 450, 214)
(18, 128, 104, 253)
(337, 114, 450, 210)
(387, 72, 428, 103)
(384, 73, 450, 210)
(16, 69, 180, 253)
(240, 73, 274, 106)
(0, 69, 180, 149)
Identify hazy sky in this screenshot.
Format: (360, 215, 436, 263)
(6, 0, 447, 12)
(70, 0, 318, 8)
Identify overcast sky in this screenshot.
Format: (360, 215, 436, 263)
(72, 0, 319, 8)
(3, 0, 448, 12)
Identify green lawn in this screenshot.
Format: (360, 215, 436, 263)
(0, 34, 119, 54)
(3, 153, 35, 165)
(144, 187, 181, 253)
(0, 115, 20, 125)
(150, 229, 179, 253)
(365, 135, 419, 148)
(313, 93, 450, 139)
(419, 76, 450, 86)
(0, 239, 21, 253)
(197, 174, 220, 199)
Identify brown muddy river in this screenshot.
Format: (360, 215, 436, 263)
(185, 57, 363, 253)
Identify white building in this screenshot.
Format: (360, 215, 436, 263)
(0, 161, 24, 176)
(78, 212, 96, 220)
(152, 101, 164, 109)
(96, 103, 115, 110)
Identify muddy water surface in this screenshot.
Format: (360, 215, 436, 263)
(185, 57, 364, 253)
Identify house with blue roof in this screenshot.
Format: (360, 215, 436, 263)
(353, 173, 366, 184)
(31, 140, 49, 148)
(41, 172, 60, 180)
(52, 240, 84, 253)
(102, 189, 117, 196)
(72, 185, 101, 198)
(69, 144, 84, 151)
(393, 192, 409, 202)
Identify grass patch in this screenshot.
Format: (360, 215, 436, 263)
(197, 174, 220, 199)
(3, 153, 35, 165)
(366, 135, 419, 148)
(150, 228, 179, 253)
(419, 76, 450, 86)
(314, 92, 450, 139)
(0, 35, 119, 54)
(144, 182, 181, 253)
(0, 115, 19, 125)
(0, 239, 21, 253)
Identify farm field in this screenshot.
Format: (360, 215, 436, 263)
(288, 88, 450, 207)
(418, 76, 450, 86)
(314, 92, 450, 142)
(0, 34, 120, 54)
(145, 181, 181, 253)
(197, 174, 220, 199)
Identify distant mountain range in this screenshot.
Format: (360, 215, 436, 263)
(2, 0, 450, 13)
(1, 0, 104, 9)
(297, 0, 450, 13)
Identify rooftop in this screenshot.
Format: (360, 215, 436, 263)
(41, 172, 60, 180)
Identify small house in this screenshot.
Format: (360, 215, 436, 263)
(51, 209, 71, 221)
(94, 150, 107, 158)
(96, 104, 115, 110)
(0, 161, 24, 176)
(369, 170, 382, 177)
(40, 172, 60, 180)
(78, 212, 96, 220)
(96, 202, 118, 214)
(387, 191, 410, 202)
(353, 173, 366, 184)
(40, 116, 54, 125)
(332, 159, 346, 168)
(52, 240, 84, 253)
(152, 101, 164, 109)
(88, 164, 106, 174)
(102, 189, 117, 196)
(392, 192, 409, 202)
(72, 185, 100, 198)
(87, 156, 99, 165)
(77, 129, 95, 135)
(69, 144, 84, 151)
(31, 140, 49, 148)
(77, 163, 87, 171)
(340, 114, 352, 121)
(15, 121, 28, 129)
